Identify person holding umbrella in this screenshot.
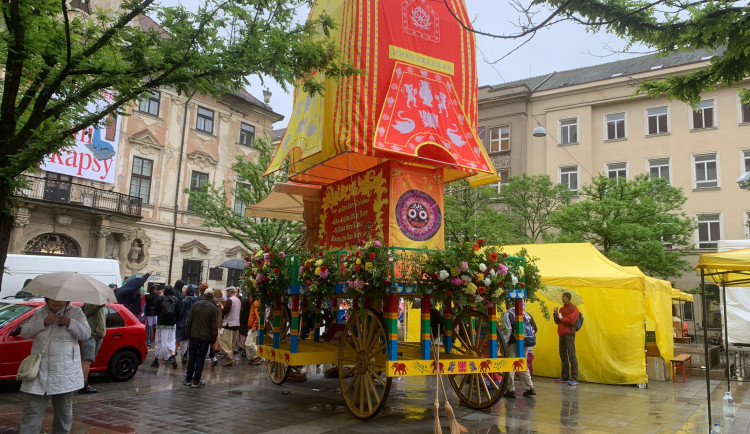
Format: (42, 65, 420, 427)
(18, 298, 91, 433)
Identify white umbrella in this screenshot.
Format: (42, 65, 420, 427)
(24, 272, 118, 305)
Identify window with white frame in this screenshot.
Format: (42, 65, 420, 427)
(196, 106, 215, 134)
(693, 153, 719, 189)
(692, 100, 715, 129)
(138, 91, 160, 117)
(743, 149, 750, 173)
(559, 166, 579, 194)
(488, 126, 510, 153)
(239, 122, 255, 147)
(559, 118, 578, 144)
(188, 171, 209, 211)
(647, 106, 669, 135)
(607, 162, 627, 181)
(605, 112, 626, 140)
(129, 157, 153, 203)
(648, 158, 671, 183)
(489, 169, 510, 194)
(745, 211, 750, 239)
(741, 98, 750, 124)
(696, 213, 721, 249)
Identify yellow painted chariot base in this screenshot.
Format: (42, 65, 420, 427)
(386, 357, 525, 377)
(257, 342, 339, 366)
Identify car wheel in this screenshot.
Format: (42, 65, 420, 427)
(107, 349, 140, 382)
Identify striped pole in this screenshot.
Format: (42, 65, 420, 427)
(257, 301, 265, 346)
(313, 298, 322, 342)
(272, 297, 281, 349)
(291, 294, 300, 353)
(300, 296, 309, 340)
(489, 306, 498, 358)
(515, 298, 524, 357)
(384, 294, 398, 361)
(443, 300, 453, 352)
(421, 294, 431, 360)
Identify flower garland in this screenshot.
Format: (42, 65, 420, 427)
(418, 240, 544, 316)
(242, 245, 289, 307)
(298, 250, 339, 302)
(339, 240, 396, 300)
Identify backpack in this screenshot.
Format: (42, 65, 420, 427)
(523, 316, 536, 347)
(161, 296, 177, 322)
(573, 311, 584, 332)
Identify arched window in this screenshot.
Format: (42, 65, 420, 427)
(24, 233, 80, 256)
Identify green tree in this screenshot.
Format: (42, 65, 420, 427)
(0, 0, 355, 287)
(474, 1, 750, 105)
(499, 174, 573, 242)
(185, 139, 302, 252)
(443, 180, 513, 245)
(548, 174, 695, 279)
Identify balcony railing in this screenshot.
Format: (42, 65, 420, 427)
(15, 175, 142, 218)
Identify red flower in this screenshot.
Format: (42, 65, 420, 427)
(355, 264, 361, 272)
(521, 282, 526, 287)
(499, 281, 504, 287)
(477, 286, 487, 294)
(489, 252, 499, 262)
(477, 239, 485, 246)
(263, 245, 270, 252)
(320, 265, 327, 272)
(445, 289, 453, 297)
(432, 273, 439, 280)
(502, 253, 508, 258)
(273, 268, 280, 274)
(384, 280, 391, 287)
(356, 249, 361, 257)
(473, 243, 480, 251)
(268, 252, 274, 259)
(369, 252, 376, 260)
(245, 256, 250, 261)
(318, 251, 324, 257)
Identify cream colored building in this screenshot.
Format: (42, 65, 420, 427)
(478, 49, 750, 296)
(10, 86, 282, 288)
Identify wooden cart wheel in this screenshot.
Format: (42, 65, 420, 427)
(265, 305, 291, 385)
(448, 309, 507, 409)
(338, 308, 392, 419)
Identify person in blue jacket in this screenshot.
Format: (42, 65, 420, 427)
(115, 271, 153, 318)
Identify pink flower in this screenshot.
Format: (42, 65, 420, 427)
(497, 264, 508, 275)
(347, 279, 366, 289)
(374, 240, 382, 247)
(299, 266, 305, 275)
(256, 274, 264, 282)
(280, 252, 286, 258)
(485, 301, 494, 309)
(450, 278, 463, 286)
(319, 269, 330, 279)
(460, 261, 469, 270)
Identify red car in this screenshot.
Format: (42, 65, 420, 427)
(0, 300, 147, 382)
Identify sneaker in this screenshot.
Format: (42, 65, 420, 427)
(554, 378, 567, 383)
(523, 388, 536, 397)
(191, 381, 206, 388)
(249, 357, 262, 366)
(211, 357, 218, 367)
(502, 390, 516, 399)
(169, 355, 178, 368)
(79, 385, 97, 394)
(182, 379, 192, 386)
(568, 380, 579, 386)
(151, 359, 159, 368)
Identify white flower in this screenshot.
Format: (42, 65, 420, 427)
(511, 273, 519, 285)
(479, 263, 487, 272)
(460, 275, 471, 283)
(438, 270, 450, 281)
(484, 278, 491, 286)
(489, 269, 496, 277)
(474, 295, 483, 303)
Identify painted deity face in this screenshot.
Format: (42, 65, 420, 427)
(396, 190, 442, 241)
(406, 202, 430, 229)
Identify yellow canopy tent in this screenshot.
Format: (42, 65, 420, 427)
(695, 247, 750, 430)
(671, 288, 694, 302)
(502, 243, 673, 385)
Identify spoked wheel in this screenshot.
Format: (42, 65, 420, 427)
(448, 309, 507, 409)
(265, 305, 291, 385)
(338, 308, 392, 419)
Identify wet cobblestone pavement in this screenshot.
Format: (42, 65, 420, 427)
(0, 352, 749, 433)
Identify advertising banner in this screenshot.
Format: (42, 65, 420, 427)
(40, 91, 121, 184)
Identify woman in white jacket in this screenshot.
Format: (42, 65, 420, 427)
(19, 298, 91, 434)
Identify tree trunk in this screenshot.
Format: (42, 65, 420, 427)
(0, 207, 13, 290)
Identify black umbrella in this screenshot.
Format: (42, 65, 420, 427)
(219, 258, 246, 270)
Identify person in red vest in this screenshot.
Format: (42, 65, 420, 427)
(553, 292, 580, 386)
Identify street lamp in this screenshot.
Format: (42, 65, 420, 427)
(737, 171, 750, 189)
(532, 125, 547, 137)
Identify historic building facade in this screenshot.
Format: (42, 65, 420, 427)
(10, 86, 282, 288)
(478, 49, 750, 294)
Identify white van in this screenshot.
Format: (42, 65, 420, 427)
(2, 254, 122, 299)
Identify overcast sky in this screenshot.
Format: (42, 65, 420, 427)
(161, 1, 649, 128)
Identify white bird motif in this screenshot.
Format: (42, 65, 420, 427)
(392, 111, 415, 134)
(445, 123, 466, 147)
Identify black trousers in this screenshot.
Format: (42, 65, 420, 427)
(185, 339, 211, 383)
(559, 334, 578, 381)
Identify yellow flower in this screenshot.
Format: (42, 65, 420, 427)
(450, 267, 459, 277)
(477, 273, 484, 281)
(365, 262, 373, 271)
(519, 266, 525, 275)
(356, 259, 362, 265)
(315, 259, 323, 266)
(464, 282, 477, 295)
(315, 267, 321, 275)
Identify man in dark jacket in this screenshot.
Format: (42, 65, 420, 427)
(173, 280, 186, 302)
(115, 271, 153, 319)
(152, 285, 180, 368)
(176, 284, 200, 364)
(183, 288, 219, 388)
